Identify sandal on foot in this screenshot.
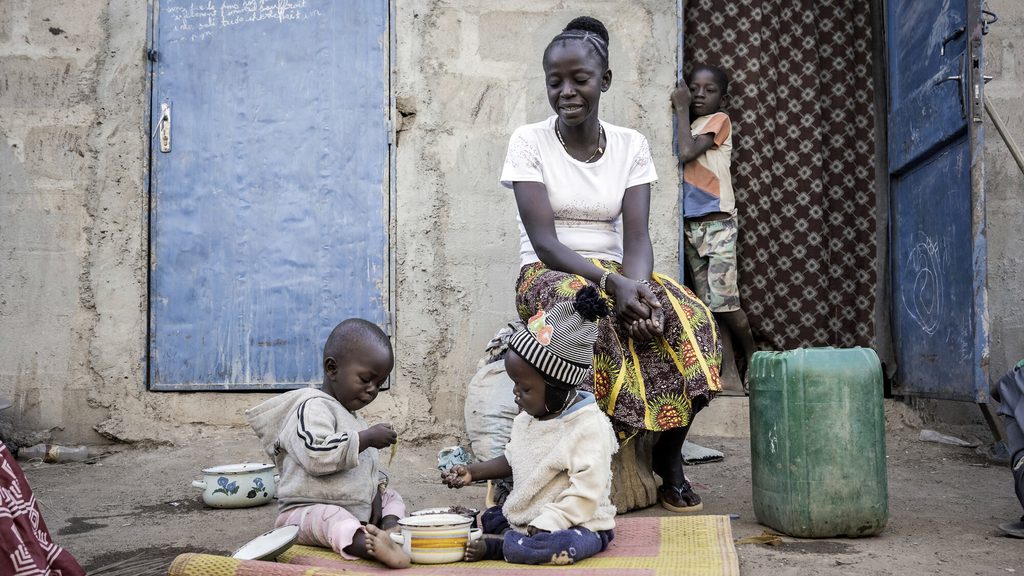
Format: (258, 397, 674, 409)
(658, 481, 703, 513)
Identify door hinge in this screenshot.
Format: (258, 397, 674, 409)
(147, 49, 160, 62)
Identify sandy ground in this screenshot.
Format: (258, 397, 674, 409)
(18, 423, 1024, 576)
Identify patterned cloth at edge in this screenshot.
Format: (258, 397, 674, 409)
(0, 442, 86, 576)
(516, 260, 722, 435)
(683, 0, 878, 350)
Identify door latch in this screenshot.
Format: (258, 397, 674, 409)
(933, 53, 967, 120)
(158, 103, 171, 153)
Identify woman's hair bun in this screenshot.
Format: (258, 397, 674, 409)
(574, 285, 612, 322)
(564, 16, 609, 45)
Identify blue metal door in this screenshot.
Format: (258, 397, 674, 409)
(887, 1, 988, 401)
(149, 1, 390, 390)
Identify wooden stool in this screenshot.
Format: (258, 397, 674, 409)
(609, 431, 661, 513)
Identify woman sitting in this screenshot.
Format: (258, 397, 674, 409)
(499, 15, 722, 512)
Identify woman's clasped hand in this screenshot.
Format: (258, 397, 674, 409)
(605, 273, 664, 341)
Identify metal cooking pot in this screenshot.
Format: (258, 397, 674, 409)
(191, 463, 278, 508)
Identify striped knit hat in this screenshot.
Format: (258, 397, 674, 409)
(508, 286, 610, 389)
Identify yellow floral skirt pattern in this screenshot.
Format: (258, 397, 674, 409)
(516, 260, 723, 435)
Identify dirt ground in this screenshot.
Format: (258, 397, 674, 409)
(18, 420, 1024, 576)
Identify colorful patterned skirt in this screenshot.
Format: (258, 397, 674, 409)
(516, 260, 722, 437)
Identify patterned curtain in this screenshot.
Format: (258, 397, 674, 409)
(683, 0, 877, 351)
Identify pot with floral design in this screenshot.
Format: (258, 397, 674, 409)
(192, 463, 278, 508)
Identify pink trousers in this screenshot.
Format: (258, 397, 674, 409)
(274, 489, 406, 559)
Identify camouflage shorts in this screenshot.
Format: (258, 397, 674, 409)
(683, 217, 740, 312)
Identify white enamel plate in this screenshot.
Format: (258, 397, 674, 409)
(232, 524, 300, 561)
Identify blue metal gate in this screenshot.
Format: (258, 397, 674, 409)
(149, 0, 391, 390)
(887, 0, 988, 401)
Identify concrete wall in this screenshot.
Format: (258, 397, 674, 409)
(1, 0, 145, 444)
(0, 1, 680, 445)
(984, 0, 1024, 384)
(1, 1, 1020, 445)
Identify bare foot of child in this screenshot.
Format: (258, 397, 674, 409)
(364, 524, 411, 569)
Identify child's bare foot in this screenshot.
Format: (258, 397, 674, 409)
(364, 524, 411, 568)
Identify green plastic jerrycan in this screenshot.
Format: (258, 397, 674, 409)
(748, 347, 888, 538)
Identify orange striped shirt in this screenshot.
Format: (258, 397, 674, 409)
(682, 112, 734, 217)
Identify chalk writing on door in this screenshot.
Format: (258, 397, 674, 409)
(166, 0, 325, 42)
(901, 233, 942, 335)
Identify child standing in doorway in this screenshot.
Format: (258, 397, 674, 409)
(246, 318, 410, 568)
(672, 64, 755, 390)
(443, 286, 618, 565)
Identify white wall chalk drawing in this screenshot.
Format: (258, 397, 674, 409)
(165, 0, 325, 43)
(902, 233, 943, 335)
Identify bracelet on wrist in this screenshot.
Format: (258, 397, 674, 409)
(599, 271, 612, 293)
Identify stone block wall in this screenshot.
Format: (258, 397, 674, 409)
(984, 0, 1024, 381)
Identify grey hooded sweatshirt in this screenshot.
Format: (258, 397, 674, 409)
(246, 387, 380, 519)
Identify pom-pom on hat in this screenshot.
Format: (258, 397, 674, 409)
(508, 285, 611, 389)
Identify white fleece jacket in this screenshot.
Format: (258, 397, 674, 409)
(245, 388, 380, 519)
(502, 394, 618, 533)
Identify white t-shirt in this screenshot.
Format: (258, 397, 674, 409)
(500, 116, 658, 267)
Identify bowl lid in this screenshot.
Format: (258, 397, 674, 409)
(202, 463, 275, 474)
(232, 525, 299, 561)
(398, 513, 473, 528)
